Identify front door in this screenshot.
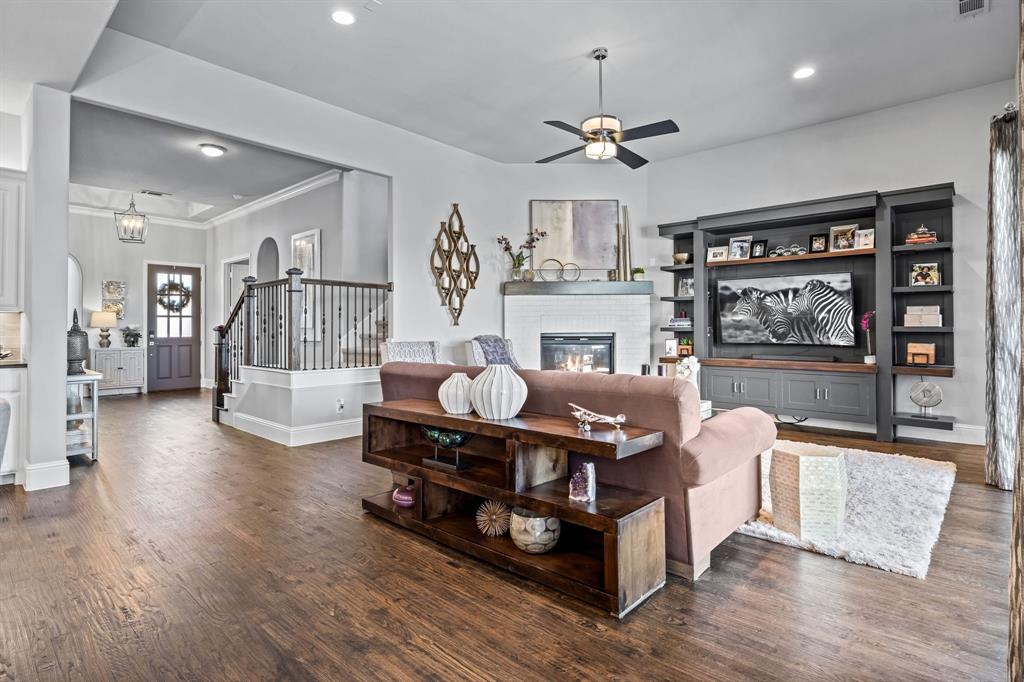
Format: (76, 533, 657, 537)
(147, 264, 202, 391)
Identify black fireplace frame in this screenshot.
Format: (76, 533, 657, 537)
(539, 333, 616, 374)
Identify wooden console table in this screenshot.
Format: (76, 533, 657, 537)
(362, 399, 666, 618)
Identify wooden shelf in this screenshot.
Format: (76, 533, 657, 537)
(892, 241, 953, 253)
(892, 285, 953, 294)
(660, 264, 694, 272)
(892, 412, 955, 431)
(702, 357, 878, 374)
(892, 326, 953, 333)
(704, 248, 876, 268)
(660, 296, 693, 302)
(891, 365, 955, 377)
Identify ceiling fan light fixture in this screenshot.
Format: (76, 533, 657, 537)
(581, 115, 622, 135)
(585, 139, 617, 161)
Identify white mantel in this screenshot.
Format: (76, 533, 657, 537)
(502, 282, 652, 374)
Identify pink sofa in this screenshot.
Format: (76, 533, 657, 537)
(378, 362, 777, 579)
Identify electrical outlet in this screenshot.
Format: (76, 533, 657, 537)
(336, 398, 345, 414)
(649, 257, 657, 266)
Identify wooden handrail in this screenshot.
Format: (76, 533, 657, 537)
(250, 278, 288, 289)
(300, 278, 393, 291)
(222, 291, 245, 330)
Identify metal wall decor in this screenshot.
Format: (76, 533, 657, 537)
(429, 203, 479, 325)
(536, 258, 581, 282)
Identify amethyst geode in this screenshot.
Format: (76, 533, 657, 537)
(568, 463, 596, 503)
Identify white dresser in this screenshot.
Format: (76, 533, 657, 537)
(0, 366, 25, 486)
(91, 348, 145, 395)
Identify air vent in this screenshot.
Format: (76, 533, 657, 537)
(956, 0, 988, 19)
(138, 189, 172, 197)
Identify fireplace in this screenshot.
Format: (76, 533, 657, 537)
(540, 334, 615, 374)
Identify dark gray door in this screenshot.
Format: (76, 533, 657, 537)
(737, 371, 778, 410)
(820, 375, 874, 418)
(147, 264, 201, 391)
(704, 369, 740, 405)
(781, 373, 821, 414)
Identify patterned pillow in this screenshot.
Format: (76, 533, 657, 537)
(386, 342, 437, 363)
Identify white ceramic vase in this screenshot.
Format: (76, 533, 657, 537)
(438, 372, 473, 414)
(469, 364, 527, 420)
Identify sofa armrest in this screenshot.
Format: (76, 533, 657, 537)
(679, 407, 777, 486)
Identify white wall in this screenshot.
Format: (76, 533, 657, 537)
(645, 79, 1013, 438)
(340, 169, 389, 284)
(68, 211, 207, 351)
(0, 112, 22, 170)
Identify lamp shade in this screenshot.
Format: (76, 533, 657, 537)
(90, 311, 117, 329)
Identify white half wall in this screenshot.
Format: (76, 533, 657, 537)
(646, 79, 1013, 436)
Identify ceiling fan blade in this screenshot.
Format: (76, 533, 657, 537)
(613, 119, 679, 143)
(544, 120, 586, 137)
(536, 146, 585, 164)
(614, 144, 648, 169)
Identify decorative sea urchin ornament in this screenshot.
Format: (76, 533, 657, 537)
(475, 500, 511, 537)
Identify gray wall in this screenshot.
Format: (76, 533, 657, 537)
(645, 79, 1013, 441)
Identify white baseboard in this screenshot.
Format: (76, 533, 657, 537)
(201, 378, 216, 389)
(898, 422, 985, 446)
(23, 460, 70, 491)
(231, 413, 362, 446)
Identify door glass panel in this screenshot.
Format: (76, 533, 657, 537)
(180, 316, 192, 338)
(157, 317, 169, 338)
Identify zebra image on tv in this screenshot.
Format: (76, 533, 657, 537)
(717, 273, 855, 346)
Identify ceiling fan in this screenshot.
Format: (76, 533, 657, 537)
(536, 47, 679, 170)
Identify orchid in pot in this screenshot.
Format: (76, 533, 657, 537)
(497, 230, 547, 281)
(860, 310, 876, 364)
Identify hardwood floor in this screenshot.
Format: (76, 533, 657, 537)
(0, 391, 1010, 680)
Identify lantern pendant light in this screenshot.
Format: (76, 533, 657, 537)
(114, 194, 149, 244)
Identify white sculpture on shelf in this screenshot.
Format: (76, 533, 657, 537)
(676, 355, 701, 395)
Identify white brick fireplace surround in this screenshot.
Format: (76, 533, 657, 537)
(502, 282, 653, 375)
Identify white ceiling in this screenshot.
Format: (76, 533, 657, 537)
(105, 0, 1016, 164)
(0, 0, 117, 115)
(70, 101, 337, 222)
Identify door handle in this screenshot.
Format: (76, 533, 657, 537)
(815, 388, 821, 400)
(823, 388, 830, 401)
(739, 382, 745, 394)
(732, 381, 738, 393)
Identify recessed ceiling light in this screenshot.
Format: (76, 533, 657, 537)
(199, 143, 227, 158)
(331, 9, 356, 25)
(793, 66, 816, 80)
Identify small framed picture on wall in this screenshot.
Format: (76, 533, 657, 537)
(828, 224, 858, 251)
(706, 246, 729, 263)
(854, 228, 875, 249)
(910, 263, 941, 286)
(750, 239, 768, 258)
(728, 236, 753, 261)
(664, 338, 679, 357)
(809, 233, 828, 253)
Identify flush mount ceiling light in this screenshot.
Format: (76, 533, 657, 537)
(199, 143, 227, 157)
(793, 66, 816, 80)
(114, 194, 148, 244)
(537, 47, 679, 169)
(331, 9, 356, 25)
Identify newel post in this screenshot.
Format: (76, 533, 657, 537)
(212, 324, 227, 422)
(285, 268, 303, 370)
(242, 275, 257, 367)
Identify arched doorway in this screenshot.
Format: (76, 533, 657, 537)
(67, 254, 83, 328)
(256, 238, 279, 282)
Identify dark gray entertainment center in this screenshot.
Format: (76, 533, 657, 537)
(659, 183, 955, 442)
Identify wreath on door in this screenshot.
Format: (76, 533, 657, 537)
(157, 281, 192, 313)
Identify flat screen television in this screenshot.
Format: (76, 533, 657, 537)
(717, 272, 855, 346)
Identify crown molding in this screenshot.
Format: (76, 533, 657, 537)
(67, 169, 344, 231)
(205, 169, 343, 228)
(69, 203, 206, 230)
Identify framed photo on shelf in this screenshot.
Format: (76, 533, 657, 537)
(854, 228, 875, 249)
(728, 235, 753, 260)
(910, 263, 941, 286)
(808, 233, 828, 253)
(750, 239, 768, 258)
(664, 338, 679, 357)
(828, 224, 857, 251)
(706, 246, 729, 263)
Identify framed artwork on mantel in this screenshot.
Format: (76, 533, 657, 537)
(529, 200, 619, 272)
(291, 229, 321, 279)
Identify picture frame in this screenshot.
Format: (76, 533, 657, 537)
(664, 338, 678, 357)
(808, 233, 828, 253)
(910, 262, 941, 286)
(529, 199, 619, 271)
(291, 229, 321, 279)
(706, 246, 729, 263)
(854, 228, 875, 249)
(727, 236, 753, 261)
(828, 224, 858, 251)
(750, 239, 768, 259)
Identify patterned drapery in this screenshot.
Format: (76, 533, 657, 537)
(985, 111, 1020, 491)
(1010, 10, 1024, 674)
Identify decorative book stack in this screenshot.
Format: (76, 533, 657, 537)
(667, 317, 693, 329)
(904, 305, 942, 327)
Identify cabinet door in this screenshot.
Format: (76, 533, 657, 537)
(0, 370, 24, 476)
(93, 352, 120, 388)
(703, 369, 739, 405)
(820, 375, 874, 419)
(0, 177, 23, 310)
(780, 373, 822, 415)
(737, 371, 778, 410)
(123, 351, 145, 386)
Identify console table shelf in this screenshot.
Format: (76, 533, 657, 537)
(361, 400, 666, 617)
(705, 248, 876, 268)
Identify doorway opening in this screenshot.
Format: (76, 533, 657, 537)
(256, 237, 279, 282)
(147, 263, 202, 392)
(223, 255, 250, 316)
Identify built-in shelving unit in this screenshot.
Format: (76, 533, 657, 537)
(658, 183, 956, 442)
(656, 221, 701, 354)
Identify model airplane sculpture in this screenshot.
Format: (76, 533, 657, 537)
(569, 403, 626, 432)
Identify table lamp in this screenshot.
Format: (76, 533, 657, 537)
(90, 311, 118, 348)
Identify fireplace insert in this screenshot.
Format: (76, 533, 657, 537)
(540, 334, 615, 374)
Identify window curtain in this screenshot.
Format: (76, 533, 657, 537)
(1011, 17, 1024, 674)
(985, 110, 1020, 491)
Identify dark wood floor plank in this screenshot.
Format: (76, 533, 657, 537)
(0, 391, 1008, 680)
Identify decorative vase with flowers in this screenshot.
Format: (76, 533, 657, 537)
(497, 230, 547, 282)
(860, 310, 876, 364)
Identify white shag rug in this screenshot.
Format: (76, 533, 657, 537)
(738, 439, 956, 579)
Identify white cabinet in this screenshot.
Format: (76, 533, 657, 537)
(0, 368, 25, 485)
(91, 348, 145, 395)
(0, 171, 25, 311)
